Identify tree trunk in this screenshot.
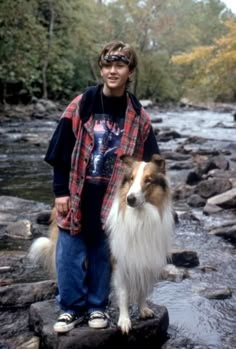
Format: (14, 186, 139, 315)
(89, 57, 99, 84)
(42, 0, 55, 99)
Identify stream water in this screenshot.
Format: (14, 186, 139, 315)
(0, 110, 235, 348)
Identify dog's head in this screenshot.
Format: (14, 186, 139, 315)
(119, 154, 169, 209)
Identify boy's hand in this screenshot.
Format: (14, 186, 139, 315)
(55, 196, 70, 216)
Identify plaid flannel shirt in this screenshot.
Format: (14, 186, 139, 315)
(56, 93, 152, 235)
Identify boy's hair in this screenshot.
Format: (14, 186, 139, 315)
(98, 40, 138, 71)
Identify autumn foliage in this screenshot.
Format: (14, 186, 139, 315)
(172, 20, 236, 102)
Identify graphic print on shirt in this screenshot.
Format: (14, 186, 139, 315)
(86, 113, 124, 184)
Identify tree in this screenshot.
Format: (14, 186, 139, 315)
(0, 0, 46, 103)
(171, 19, 236, 102)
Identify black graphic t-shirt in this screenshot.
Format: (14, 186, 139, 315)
(86, 91, 127, 185)
(86, 113, 124, 184)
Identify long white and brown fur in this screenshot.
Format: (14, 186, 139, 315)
(105, 154, 173, 334)
(28, 208, 58, 278)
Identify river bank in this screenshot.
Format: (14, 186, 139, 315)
(0, 98, 236, 123)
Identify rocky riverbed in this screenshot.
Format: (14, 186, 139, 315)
(0, 102, 235, 348)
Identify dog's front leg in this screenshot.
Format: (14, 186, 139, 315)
(117, 287, 131, 334)
(115, 272, 131, 334)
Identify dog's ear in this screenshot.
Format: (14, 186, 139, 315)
(151, 154, 166, 173)
(120, 154, 136, 168)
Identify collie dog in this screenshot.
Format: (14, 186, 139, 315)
(28, 154, 173, 334)
(105, 154, 173, 334)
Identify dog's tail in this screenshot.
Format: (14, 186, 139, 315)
(28, 208, 58, 277)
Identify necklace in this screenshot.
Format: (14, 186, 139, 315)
(100, 89, 105, 114)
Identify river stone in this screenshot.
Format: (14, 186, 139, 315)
(16, 336, 40, 349)
(198, 287, 233, 300)
(203, 203, 223, 214)
(4, 219, 32, 240)
(0, 280, 57, 307)
(187, 194, 206, 207)
(162, 264, 190, 282)
(208, 224, 236, 243)
(169, 160, 193, 170)
(29, 299, 169, 349)
(1, 335, 40, 349)
(140, 99, 153, 108)
(207, 188, 236, 208)
(196, 178, 232, 199)
(171, 249, 199, 267)
(172, 184, 195, 201)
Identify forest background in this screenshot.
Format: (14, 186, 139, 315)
(0, 0, 236, 107)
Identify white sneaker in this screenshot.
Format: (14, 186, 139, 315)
(88, 311, 109, 329)
(53, 313, 84, 333)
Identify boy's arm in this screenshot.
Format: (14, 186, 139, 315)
(45, 117, 76, 197)
(142, 126, 160, 161)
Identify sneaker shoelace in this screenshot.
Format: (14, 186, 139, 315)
(58, 313, 73, 321)
(90, 311, 109, 320)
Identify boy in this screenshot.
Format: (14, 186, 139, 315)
(45, 40, 160, 333)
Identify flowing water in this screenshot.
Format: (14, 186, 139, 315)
(0, 110, 235, 348)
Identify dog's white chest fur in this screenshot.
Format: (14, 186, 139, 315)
(106, 195, 173, 300)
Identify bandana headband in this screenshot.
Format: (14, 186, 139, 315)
(103, 54, 130, 65)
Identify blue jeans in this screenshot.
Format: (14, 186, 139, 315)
(56, 227, 111, 315)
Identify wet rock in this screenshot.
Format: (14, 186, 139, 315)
(187, 194, 206, 208)
(173, 184, 195, 201)
(171, 250, 199, 268)
(198, 287, 232, 300)
(169, 160, 193, 170)
(207, 188, 236, 209)
(4, 219, 32, 240)
(0, 280, 57, 307)
(1, 335, 40, 349)
(162, 151, 191, 161)
(189, 155, 230, 181)
(16, 336, 40, 349)
(177, 211, 200, 222)
(0, 308, 33, 343)
(175, 144, 192, 154)
(32, 99, 59, 120)
(208, 223, 236, 243)
(198, 265, 217, 273)
(151, 116, 163, 123)
(162, 264, 190, 282)
(0, 196, 50, 221)
(186, 170, 202, 185)
(211, 155, 230, 171)
(29, 299, 169, 349)
(196, 178, 232, 199)
(140, 99, 153, 108)
(203, 203, 223, 215)
(206, 168, 236, 182)
(158, 130, 181, 142)
(0, 251, 27, 284)
(0, 266, 14, 273)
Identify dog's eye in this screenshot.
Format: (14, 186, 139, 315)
(129, 176, 134, 182)
(144, 177, 152, 185)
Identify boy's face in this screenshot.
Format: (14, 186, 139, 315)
(100, 51, 133, 96)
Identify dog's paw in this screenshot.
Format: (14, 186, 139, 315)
(118, 316, 132, 334)
(140, 306, 154, 319)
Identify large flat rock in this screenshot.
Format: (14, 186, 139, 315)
(29, 299, 169, 348)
